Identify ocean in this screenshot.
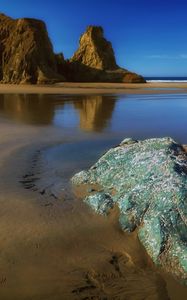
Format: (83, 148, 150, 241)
(145, 77, 187, 82)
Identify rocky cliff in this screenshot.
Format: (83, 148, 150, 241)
(0, 14, 145, 84)
(0, 13, 64, 84)
(69, 26, 145, 83)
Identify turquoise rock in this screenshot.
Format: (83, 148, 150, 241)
(85, 192, 114, 215)
(71, 170, 89, 185)
(71, 137, 187, 283)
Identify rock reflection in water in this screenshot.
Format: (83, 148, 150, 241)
(73, 95, 116, 132)
(0, 94, 117, 132)
(0, 94, 57, 124)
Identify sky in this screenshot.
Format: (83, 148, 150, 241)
(1, 0, 187, 76)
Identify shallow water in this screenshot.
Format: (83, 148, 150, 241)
(143, 87, 186, 90)
(0, 93, 187, 299)
(1, 93, 187, 143)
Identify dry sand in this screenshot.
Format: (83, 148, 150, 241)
(0, 86, 187, 299)
(0, 82, 187, 95)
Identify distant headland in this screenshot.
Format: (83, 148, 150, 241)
(0, 13, 145, 84)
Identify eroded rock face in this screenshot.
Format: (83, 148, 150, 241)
(0, 14, 145, 84)
(71, 137, 187, 283)
(0, 13, 64, 84)
(70, 26, 145, 83)
(71, 26, 118, 70)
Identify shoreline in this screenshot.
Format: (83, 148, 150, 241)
(1, 82, 187, 94)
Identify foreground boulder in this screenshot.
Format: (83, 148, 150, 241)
(71, 137, 187, 283)
(69, 26, 145, 83)
(0, 13, 64, 84)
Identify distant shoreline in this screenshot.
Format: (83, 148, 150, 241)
(1, 82, 187, 94)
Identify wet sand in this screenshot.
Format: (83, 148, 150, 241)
(0, 82, 187, 95)
(0, 93, 187, 299)
(0, 121, 185, 300)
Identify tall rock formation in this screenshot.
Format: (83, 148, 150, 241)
(0, 14, 145, 84)
(0, 13, 64, 84)
(69, 26, 145, 83)
(71, 26, 118, 70)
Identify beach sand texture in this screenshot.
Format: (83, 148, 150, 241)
(0, 91, 187, 299)
(0, 82, 187, 94)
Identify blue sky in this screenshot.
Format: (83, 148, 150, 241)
(1, 0, 187, 76)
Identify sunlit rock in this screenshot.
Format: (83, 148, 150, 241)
(69, 26, 145, 83)
(0, 13, 64, 84)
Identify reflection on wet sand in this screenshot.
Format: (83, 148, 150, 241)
(73, 95, 116, 131)
(0, 94, 117, 132)
(0, 94, 56, 124)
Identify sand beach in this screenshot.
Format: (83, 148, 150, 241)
(0, 82, 187, 95)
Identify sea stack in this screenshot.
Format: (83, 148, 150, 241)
(71, 26, 118, 70)
(69, 26, 145, 83)
(0, 13, 64, 84)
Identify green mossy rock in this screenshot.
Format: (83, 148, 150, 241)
(71, 137, 187, 283)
